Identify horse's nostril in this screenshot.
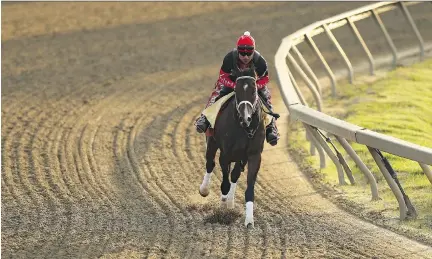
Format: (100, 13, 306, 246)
(247, 117, 252, 122)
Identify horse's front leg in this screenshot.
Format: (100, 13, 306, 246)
(219, 155, 231, 208)
(245, 154, 261, 228)
(199, 137, 217, 197)
(226, 161, 244, 209)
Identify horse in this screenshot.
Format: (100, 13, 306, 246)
(199, 65, 265, 228)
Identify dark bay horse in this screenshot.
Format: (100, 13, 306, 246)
(199, 66, 265, 228)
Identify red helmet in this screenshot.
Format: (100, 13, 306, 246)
(237, 31, 255, 51)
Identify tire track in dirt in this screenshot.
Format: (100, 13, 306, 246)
(10, 83, 109, 257)
(106, 77, 197, 256)
(73, 113, 117, 257)
(53, 100, 103, 258)
(8, 108, 47, 256)
(157, 103, 204, 258)
(26, 109, 69, 259)
(183, 111, 220, 257)
(90, 71, 207, 257)
(4, 100, 72, 257)
(122, 116, 167, 257)
(32, 80, 130, 257)
(3, 105, 40, 204)
(64, 83, 150, 257)
(61, 79, 165, 257)
(50, 120, 99, 257)
(134, 114, 192, 257)
(47, 83, 146, 257)
(117, 75, 209, 257)
(112, 95, 171, 257)
(171, 106, 215, 258)
(82, 119, 122, 257)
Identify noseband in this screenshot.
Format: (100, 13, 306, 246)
(235, 76, 258, 113)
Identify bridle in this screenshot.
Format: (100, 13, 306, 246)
(235, 76, 258, 113)
(234, 76, 261, 138)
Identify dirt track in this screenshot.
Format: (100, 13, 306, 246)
(2, 2, 432, 258)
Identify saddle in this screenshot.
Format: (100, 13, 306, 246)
(202, 92, 235, 137)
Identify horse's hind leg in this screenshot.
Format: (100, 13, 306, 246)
(226, 161, 243, 209)
(199, 137, 217, 197)
(245, 154, 261, 228)
(219, 155, 231, 208)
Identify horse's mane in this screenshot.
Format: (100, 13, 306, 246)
(234, 63, 258, 81)
(239, 67, 257, 80)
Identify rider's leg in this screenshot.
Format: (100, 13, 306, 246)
(196, 84, 233, 133)
(258, 86, 280, 146)
(195, 82, 221, 133)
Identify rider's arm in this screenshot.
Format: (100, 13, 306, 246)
(255, 56, 270, 90)
(216, 52, 236, 89)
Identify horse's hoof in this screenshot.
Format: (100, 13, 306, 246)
(199, 187, 209, 197)
(245, 218, 254, 228)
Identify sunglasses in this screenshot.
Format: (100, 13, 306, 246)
(238, 46, 254, 51)
(239, 51, 253, 56)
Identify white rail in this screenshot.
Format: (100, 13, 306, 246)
(275, 1, 432, 220)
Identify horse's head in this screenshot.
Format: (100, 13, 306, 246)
(233, 65, 258, 128)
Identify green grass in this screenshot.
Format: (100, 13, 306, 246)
(288, 59, 432, 236)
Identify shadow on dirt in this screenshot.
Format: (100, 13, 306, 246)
(203, 208, 242, 225)
(186, 203, 242, 225)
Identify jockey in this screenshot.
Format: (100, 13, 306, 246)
(195, 31, 280, 146)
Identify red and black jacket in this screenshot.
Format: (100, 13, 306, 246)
(216, 49, 270, 90)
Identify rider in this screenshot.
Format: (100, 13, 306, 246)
(195, 31, 280, 146)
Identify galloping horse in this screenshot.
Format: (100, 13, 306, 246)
(199, 65, 265, 228)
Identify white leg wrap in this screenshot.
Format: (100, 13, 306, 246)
(245, 201, 254, 228)
(220, 194, 228, 208)
(227, 182, 237, 209)
(199, 173, 212, 197)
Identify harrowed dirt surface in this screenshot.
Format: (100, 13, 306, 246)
(2, 2, 432, 258)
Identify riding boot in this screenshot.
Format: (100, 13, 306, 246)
(266, 118, 279, 146)
(195, 85, 233, 134)
(195, 114, 210, 133)
(258, 86, 280, 146)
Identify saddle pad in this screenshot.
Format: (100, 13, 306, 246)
(260, 99, 273, 127)
(202, 92, 235, 128)
(202, 92, 273, 129)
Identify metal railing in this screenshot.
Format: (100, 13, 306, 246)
(275, 1, 432, 220)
